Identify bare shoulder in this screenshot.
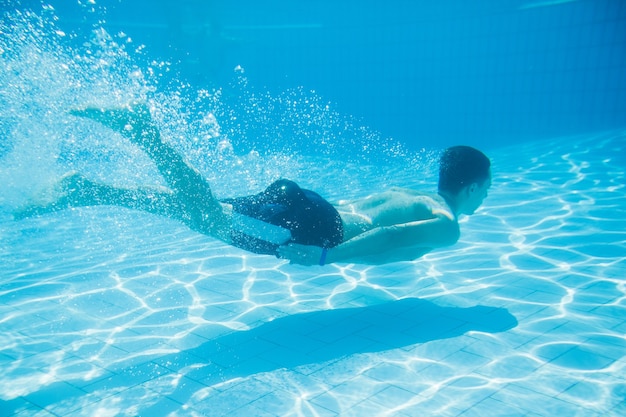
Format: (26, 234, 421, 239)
(387, 187, 455, 220)
(337, 187, 454, 221)
(388, 186, 438, 199)
(387, 186, 440, 201)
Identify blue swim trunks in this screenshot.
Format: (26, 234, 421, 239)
(222, 179, 344, 255)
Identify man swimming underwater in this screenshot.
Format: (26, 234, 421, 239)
(16, 104, 491, 266)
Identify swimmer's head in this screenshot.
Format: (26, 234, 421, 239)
(438, 146, 491, 196)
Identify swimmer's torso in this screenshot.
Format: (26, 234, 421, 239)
(335, 187, 455, 241)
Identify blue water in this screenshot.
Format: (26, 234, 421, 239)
(31, 0, 626, 149)
(2, 3, 626, 417)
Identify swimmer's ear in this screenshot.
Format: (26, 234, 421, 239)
(466, 182, 480, 195)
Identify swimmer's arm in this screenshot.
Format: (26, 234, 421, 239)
(278, 216, 460, 265)
(328, 216, 460, 263)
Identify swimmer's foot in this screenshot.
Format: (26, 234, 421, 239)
(69, 104, 159, 151)
(13, 172, 96, 220)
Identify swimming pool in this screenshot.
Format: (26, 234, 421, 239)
(2, 4, 625, 417)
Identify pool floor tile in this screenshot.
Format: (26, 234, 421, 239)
(458, 397, 532, 417)
(2, 134, 626, 416)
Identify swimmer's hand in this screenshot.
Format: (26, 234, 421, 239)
(277, 243, 326, 266)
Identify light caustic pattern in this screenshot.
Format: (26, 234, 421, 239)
(2, 132, 625, 417)
(2, 8, 626, 417)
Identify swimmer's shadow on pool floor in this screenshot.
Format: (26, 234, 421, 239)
(173, 297, 518, 382)
(145, 298, 517, 414)
(9, 298, 517, 414)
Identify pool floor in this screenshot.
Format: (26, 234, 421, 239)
(1, 132, 625, 416)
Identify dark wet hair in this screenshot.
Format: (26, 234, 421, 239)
(438, 146, 491, 195)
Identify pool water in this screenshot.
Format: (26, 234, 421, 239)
(2, 131, 625, 416)
(2, 5, 626, 417)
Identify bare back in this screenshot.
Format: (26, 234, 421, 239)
(335, 187, 456, 241)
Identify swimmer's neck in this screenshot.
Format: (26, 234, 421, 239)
(437, 191, 460, 217)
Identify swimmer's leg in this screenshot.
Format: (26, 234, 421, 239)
(69, 105, 157, 151)
(70, 105, 231, 242)
(14, 173, 184, 221)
